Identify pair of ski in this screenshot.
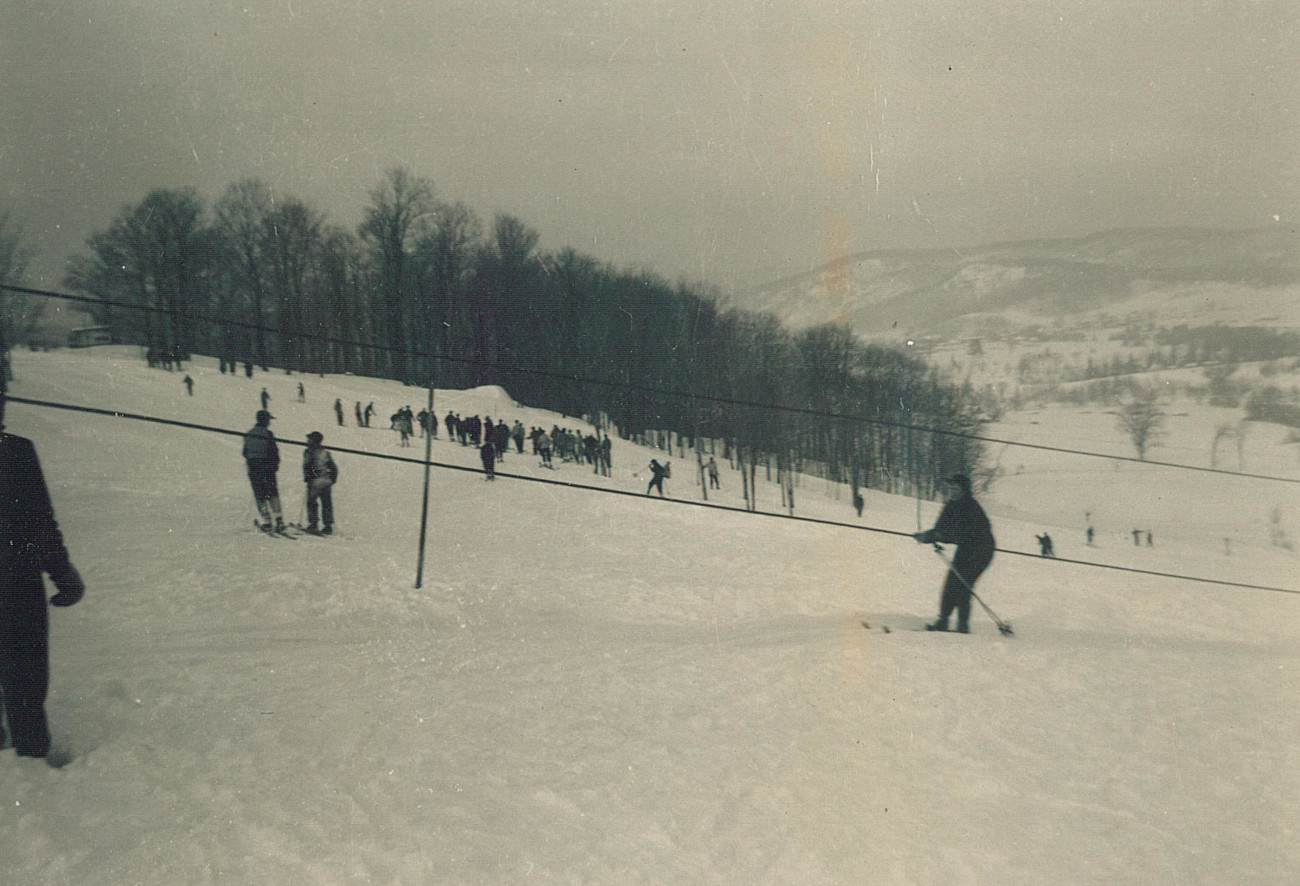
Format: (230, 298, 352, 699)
(860, 620, 971, 635)
(254, 520, 333, 539)
(255, 520, 297, 540)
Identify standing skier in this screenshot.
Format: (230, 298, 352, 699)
(242, 409, 285, 533)
(479, 439, 497, 480)
(302, 431, 337, 534)
(183, 374, 194, 396)
(0, 431, 85, 760)
(913, 473, 995, 633)
(334, 398, 345, 426)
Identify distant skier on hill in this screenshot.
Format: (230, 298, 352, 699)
(646, 459, 670, 497)
(395, 407, 413, 447)
(183, 374, 194, 396)
(480, 440, 497, 480)
(1036, 532, 1055, 557)
(334, 398, 344, 426)
(913, 473, 995, 633)
(493, 419, 510, 461)
(242, 409, 285, 533)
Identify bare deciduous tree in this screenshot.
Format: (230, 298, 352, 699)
(359, 167, 435, 382)
(215, 178, 275, 367)
(1117, 388, 1167, 460)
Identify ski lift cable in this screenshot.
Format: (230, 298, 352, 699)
(6, 394, 1297, 597)
(5, 282, 1298, 486)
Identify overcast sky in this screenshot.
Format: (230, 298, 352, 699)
(2, 0, 1295, 292)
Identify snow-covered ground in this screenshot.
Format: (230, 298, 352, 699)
(1, 346, 1297, 885)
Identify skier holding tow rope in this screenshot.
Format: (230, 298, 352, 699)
(913, 473, 998, 634)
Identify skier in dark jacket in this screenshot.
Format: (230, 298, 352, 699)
(0, 431, 85, 759)
(1036, 532, 1055, 557)
(646, 459, 669, 497)
(242, 410, 285, 532)
(479, 440, 497, 480)
(913, 473, 995, 633)
(493, 420, 511, 461)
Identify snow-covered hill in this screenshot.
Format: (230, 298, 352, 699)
(1, 346, 1297, 885)
(743, 227, 1300, 340)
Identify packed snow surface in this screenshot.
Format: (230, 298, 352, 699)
(1, 346, 1297, 885)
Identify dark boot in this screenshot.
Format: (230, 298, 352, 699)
(925, 618, 949, 632)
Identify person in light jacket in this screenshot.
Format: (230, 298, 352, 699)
(302, 431, 338, 534)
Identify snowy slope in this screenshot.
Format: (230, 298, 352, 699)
(1, 347, 1297, 885)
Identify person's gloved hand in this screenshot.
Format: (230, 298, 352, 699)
(49, 563, 85, 607)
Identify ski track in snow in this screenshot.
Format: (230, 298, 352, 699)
(1, 347, 1297, 885)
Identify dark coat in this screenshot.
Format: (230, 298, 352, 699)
(242, 424, 279, 467)
(0, 434, 81, 757)
(0, 434, 76, 613)
(917, 491, 995, 570)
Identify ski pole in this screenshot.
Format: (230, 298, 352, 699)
(932, 544, 1014, 636)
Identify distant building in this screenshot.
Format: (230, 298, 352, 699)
(67, 326, 113, 348)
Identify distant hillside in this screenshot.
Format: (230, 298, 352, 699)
(741, 228, 1300, 340)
